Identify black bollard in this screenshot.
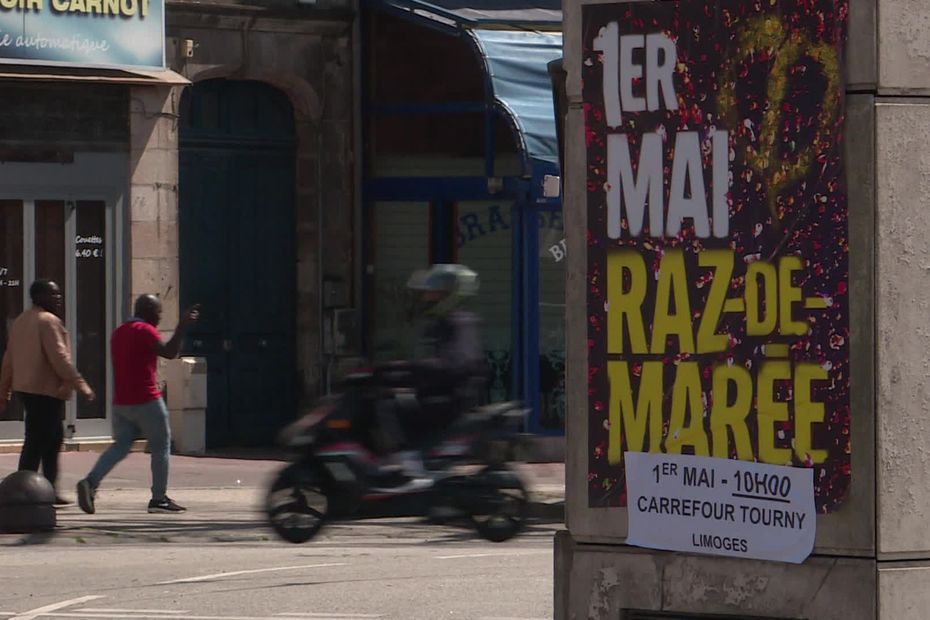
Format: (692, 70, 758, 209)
(0, 471, 56, 533)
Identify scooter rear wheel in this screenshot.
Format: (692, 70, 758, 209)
(266, 462, 330, 544)
(468, 466, 528, 543)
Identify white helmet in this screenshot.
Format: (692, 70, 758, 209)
(406, 264, 479, 315)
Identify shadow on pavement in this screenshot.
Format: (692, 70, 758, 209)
(1, 511, 561, 546)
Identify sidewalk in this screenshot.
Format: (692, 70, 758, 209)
(0, 451, 565, 529)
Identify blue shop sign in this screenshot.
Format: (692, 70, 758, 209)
(0, 0, 164, 69)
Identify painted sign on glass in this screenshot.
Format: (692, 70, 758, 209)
(583, 1, 849, 512)
(0, 0, 163, 69)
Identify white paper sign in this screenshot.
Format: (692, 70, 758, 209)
(624, 451, 815, 564)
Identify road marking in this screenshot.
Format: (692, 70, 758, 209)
(80, 611, 189, 615)
(437, 550, 550, 560)
(10, 596, 105, 620)
(36, 614, 284, 620)
(156, 563, 347, 585)
(277, 614, 384, 618)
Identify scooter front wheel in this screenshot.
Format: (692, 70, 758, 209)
(468, 466, 528, 543)
(266, 462, 330, 544)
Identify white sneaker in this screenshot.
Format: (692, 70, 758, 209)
(371, 477, 433, 494)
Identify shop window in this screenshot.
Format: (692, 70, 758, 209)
(0, 198, 112, 437)
(370, 202, 431, 361)
(456, 202, 514, 403)
(0, 200, 24, 423)
(538, 208, 565, 430)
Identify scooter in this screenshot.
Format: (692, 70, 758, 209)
(265, 366, 531, 544)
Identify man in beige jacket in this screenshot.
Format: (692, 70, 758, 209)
(0, 280, 95, 503)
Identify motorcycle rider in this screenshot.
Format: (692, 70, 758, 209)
(377, 264, 488, 489)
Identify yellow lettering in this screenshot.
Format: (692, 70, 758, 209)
(27, 0, 40, 9)
(795, 362, 829, 464)
(607, 361, 663, 464)
(85, 0, 100, 12)
(119, 0, 134, 14)
(778, 256, 807, 336)
(51, 0, 67, 11)
(697, 249, 733, 353)
(758, 360, 792, 464)
(665, 362, 709, 456)
(651, 249, 695, 354)
(141, 0, 147, 15)
(746, 260, 777, 336)
(607, 250, 648, 355)
(68, 0, 84, 11)
(0, 0, 18, 9)
(103, 0, 118, 13)
(710, 364, 753, 460)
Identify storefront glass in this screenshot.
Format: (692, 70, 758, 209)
(370, 201, 430, 361)
(537, 208, 566, 430)
(456, 201, 514, 403)
(74, 201, 107, 421)
(0, 200, 24, 423)
(0, 197, 112, 439)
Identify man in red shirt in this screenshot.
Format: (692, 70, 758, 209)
(77, 295, 199, 514)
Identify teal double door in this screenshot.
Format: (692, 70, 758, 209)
(179, 80, 297, 447)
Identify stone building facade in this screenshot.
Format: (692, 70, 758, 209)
(0, 0, 357, 447)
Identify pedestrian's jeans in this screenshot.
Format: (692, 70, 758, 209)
(17, 393, 65, 488)
(86, 398, 171, 501)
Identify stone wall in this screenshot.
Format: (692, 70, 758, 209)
(164, 6, 355, 402)
(129, 86, 183, 339)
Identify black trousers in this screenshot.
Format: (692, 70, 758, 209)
(17, 393, 65, 489)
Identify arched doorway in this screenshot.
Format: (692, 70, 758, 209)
(179, 79, 297, 447)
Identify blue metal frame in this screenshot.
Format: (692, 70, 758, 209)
(523, 202, 564, 436)
(509, 201, 525, 412)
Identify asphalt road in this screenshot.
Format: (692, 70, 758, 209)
(0, 460, 560, 620)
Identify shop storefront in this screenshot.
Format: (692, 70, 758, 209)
(361, 0, 565, 434)
(0, 0, 187, 444)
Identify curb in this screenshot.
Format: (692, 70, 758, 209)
(0, 440, 146, 455)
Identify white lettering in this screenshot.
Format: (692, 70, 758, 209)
(594, 21, 621, 128)
(607, 132, 664, 239)
(646, 33, 678, 112)
(667, 131, 710, 238)
(619, 34, 646, 114)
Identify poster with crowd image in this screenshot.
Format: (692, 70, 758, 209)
(583, 1, 850, 512)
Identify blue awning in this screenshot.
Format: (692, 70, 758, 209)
(468, 29, 563, 170)
(367, 0, 563, 177)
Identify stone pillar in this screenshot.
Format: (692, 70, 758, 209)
(556, 0, 930, 618)
(873, 0, 930, 613)
(128, 85, 183, 337)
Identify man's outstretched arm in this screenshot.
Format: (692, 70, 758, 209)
(152, 305, 200, 360)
